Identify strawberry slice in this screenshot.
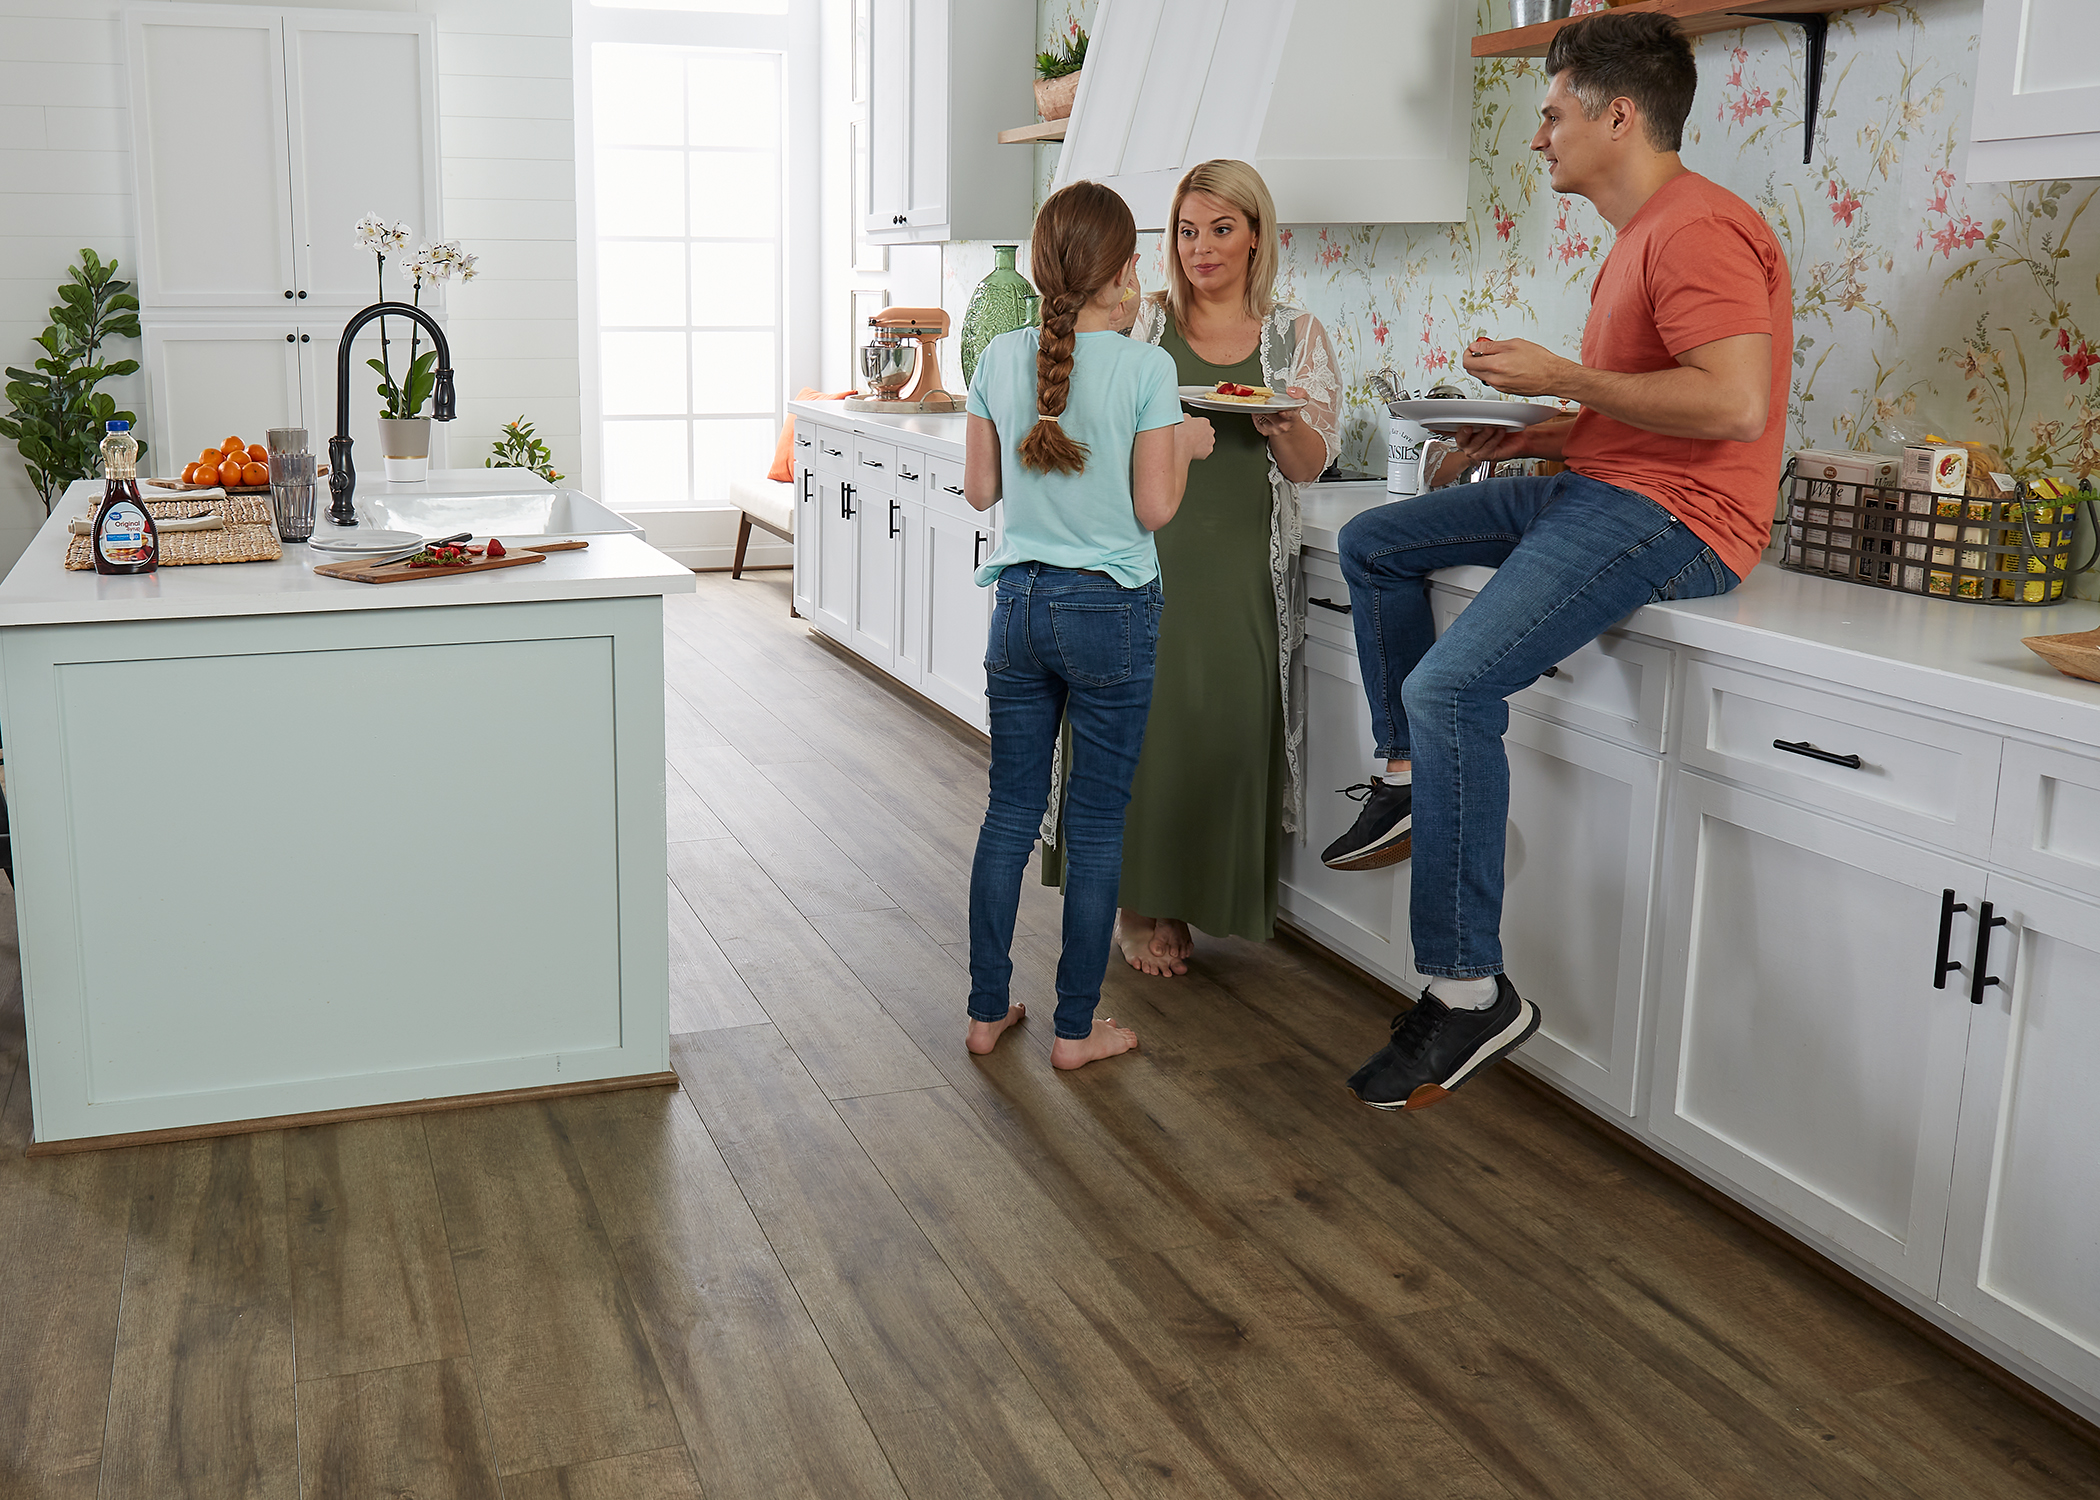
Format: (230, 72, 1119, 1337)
(487, 537, 507, 558)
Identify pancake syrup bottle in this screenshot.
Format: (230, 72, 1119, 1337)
(92, 419, 157, 575)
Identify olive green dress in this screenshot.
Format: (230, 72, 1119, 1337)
(1043, 322, 1286, 939)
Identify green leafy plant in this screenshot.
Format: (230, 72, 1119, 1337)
(485, 416, 563, 485)
(1036, 24, 1087, 80)
(0, 248, 143, 513)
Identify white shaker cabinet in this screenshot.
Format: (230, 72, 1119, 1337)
(851, 486, 906, 674)
(141, 323, 305, 462)
(126, 5, 441, 311)
(863, 0, 1034, 242)
(812, 471, 855, 644)
(917, 492, 993, 731)
(1650, 772, 1980, 1299)
(1968, 0, 2100, 182)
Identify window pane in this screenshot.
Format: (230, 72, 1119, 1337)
(687, 54, 778, 149)
(600, 242, 686, 326)
(689, 151, 777, 236)
(691, 419, 775, 501)
(593, 46, 685, 146)
(601, 419, 690, 507)
(691, 331, 773, 414)
(596, 148, 686, 236)
(689, 242, 774, 326)
(602, 331, 688, 415)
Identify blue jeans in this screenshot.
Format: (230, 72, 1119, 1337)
(969, 563, 1163, 1039)
(1338, 472, 1738, 979)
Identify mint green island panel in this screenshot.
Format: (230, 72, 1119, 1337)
(0, 489, 695, 1145)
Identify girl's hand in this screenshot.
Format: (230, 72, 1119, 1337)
(1249, 386, 1307, 438)
(1178, 414, 1215, 461)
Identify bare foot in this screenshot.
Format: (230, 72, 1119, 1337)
(1118, 910, 1186, 977)
(965, 1002, 1026, 1055)
(1051, 1018, 1140, 1070)
(1150, 918, 1194, 968)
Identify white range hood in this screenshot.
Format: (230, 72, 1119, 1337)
(1051, 0, 1475, 230)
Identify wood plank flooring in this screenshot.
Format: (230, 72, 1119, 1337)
(2, 569, 2097, 1499)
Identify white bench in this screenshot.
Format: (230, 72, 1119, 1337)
(728, 475, 795, 586)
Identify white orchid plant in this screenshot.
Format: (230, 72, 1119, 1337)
(354, 213, 478, 420)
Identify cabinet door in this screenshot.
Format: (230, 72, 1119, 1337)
(1501, 712, 1662, 1120)
(792, 466, 818, 620)
(1278, 633, 1424, 997)
(126, 8, 297, 309)
(1969, 0, 2100, 182)
(1943, 873, 2100, 1404)
(901, 0, 949, 231)
(284, 13, 442, 311)
(1652, 772, 1980, 1296)
(864, 0, 909, 233)
(893, 497, 925, 688)
(811, 474, 855, 643)
(850, 487, 904, 670)
(143, 324, 303, 469)
(919, 506, 991, 730)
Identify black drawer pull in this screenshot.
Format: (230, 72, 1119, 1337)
(1969, 900, 2007, 1005)
(841, 483, 855, 519)
(1774, 738, 1862, 770)
(1932, 888, 1967, 989)
(888, 499, 900, 539)
(1308, 596, 1352, 616)
(1539, 665, 1560, 679)
(796, 435, 811, 447)
(799, 469, 811, 504)
(861, 457, 883, 468)
(899, 467, 918, 480)
(973, 531, 987, 568)
(822, 444, 842, 456)
(943, 483, 965, 496)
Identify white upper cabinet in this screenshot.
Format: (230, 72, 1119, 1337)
(126, 5, 441, 311)
(1967, 0, 2100, 182)
(1054, 0, 1473, 230)
(863, 0, 1034, 242)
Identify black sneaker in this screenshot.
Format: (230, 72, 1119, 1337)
(1320, 780, 1412, 870)
(1346, 976, 1541, 1111)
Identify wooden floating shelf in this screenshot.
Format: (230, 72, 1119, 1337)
(997, 120, 1068, 144)
(1473, 0, 1865, 59)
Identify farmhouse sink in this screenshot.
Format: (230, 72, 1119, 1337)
(355, 488, 644, 541)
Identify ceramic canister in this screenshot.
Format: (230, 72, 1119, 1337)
(1386, 415, 1434, 496)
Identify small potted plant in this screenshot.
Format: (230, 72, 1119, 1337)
(485, 416, 563, 486)
(355, 213, 478, 481)
(1035, 22, 1086, 122)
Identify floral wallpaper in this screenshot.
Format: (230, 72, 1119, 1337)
(945, 0, 2099, 571)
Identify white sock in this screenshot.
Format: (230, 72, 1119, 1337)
(1427, 975, 1498, 1011)
(1377, 765, 1412, 786)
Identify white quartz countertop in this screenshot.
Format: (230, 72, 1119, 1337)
(790, 399, 967, 461)
(1, 472, 694, 628)
(1302, 484, 2100, 746)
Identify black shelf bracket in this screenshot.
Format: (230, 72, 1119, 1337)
(1735, 12, 1829, 164)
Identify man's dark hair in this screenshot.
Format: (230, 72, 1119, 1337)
(1544, 12, 1698, 154)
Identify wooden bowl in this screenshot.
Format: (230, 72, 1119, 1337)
(2023, 627, 2100, 684)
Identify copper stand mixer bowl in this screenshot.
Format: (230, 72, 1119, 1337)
(860, 338, 916, 397)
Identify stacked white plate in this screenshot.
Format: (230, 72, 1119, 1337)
(307, 530, 423, 565)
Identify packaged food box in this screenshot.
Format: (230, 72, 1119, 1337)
(1903, 443, 1970, 497)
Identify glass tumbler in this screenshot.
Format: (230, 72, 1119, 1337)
(269, 451, 318, 542)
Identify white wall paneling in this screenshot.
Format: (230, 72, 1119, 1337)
(1968, 0, 2100, 181)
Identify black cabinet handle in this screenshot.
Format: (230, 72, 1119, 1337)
(1773, 738, 1863, 770)
(284, 289, 294, 299)
(1308, 596, 1352, 615)
(297, 289, 306, 298)
(973, 531, 987, 567)
(1969, 900, 2008, 1005)
(841, 483, 855, 519)
(299, 333, 309, 342)
(797, 435, 811, 448)
(888, 499, 900, 539)
(286, 333, 295, 342)
(822, 444, 843, 456)
(943, 483, 965, 496)
(861, 456, 884, 469)
(800, 468, 811, 504)
(899, 467, 918, 480)
(1539, 664, 1560, 678)
(1932, 888, 1967, 989)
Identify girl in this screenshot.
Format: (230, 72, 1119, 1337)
(960, 180, 1214, 1070)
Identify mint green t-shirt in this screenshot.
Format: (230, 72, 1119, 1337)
(966, 327, 1184, 588)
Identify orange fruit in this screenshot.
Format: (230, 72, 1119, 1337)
(218, 456, 245, 486)
(222, 436, 245, 457)
(245, 443, 267, 463)
(182, 463, 199, 484)
(199, 447, 221, 468)
(240, 461, 268, 487)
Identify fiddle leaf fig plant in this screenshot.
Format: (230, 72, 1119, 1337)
(0, 248, 144, 512)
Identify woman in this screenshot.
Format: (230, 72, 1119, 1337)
(1046, 159, 1340, 975)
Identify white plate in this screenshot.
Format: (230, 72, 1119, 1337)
(1178, 384, 1307, 415)
(307, 529, 423, 555)
(1389, 398, 1563, 432)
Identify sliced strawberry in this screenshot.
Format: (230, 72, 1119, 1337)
(487, 537, 507, 558)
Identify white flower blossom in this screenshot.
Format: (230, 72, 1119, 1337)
(353, 212, 391, 251)
(409, 238, 480, 285)
(385, 220, 411, 253)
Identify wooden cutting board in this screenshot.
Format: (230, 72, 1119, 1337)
(2024, 627, 2100, 684)
(312, 538, 587, 584)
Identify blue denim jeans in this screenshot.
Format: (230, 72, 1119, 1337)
(969, 563, 1163, 1039)
(1338, 472, 1738, 979)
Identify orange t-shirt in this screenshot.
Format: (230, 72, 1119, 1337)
(1562, 172, 1793, 583)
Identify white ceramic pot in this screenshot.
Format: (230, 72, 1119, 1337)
(378, 416, 430, 483)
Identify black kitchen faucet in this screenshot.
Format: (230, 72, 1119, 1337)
(329, 302, 455, 527)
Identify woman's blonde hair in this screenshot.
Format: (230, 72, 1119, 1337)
(1016, 180, 1136, 476)
(1162, 159, 1279, 328)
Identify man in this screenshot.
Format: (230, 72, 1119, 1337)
(1322, 12, 1792, 1110)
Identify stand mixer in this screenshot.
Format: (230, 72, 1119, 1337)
(847, 307, 959, 413)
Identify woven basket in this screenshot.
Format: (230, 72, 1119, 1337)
(66, 494, 282, 570)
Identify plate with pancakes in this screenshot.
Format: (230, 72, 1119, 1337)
(1179, 383, 1307, 415)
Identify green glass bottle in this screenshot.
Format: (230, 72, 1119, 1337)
(959, 245, 1036, 388)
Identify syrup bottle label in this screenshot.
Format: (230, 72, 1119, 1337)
(98, 501, 153, 564)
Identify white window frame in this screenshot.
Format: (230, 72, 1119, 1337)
(572, 0, 820, 511)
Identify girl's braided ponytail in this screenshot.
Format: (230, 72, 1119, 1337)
(1015, 181, 1137, 476)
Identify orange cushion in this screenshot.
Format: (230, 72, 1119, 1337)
(769, 388, 853, 482)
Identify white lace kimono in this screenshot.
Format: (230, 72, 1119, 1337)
(1132, 295, 1341, 837)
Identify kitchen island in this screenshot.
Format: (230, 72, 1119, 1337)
(0, 473, 693, 1148)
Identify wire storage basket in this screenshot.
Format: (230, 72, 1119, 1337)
(1779, 461, 2097, 604)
